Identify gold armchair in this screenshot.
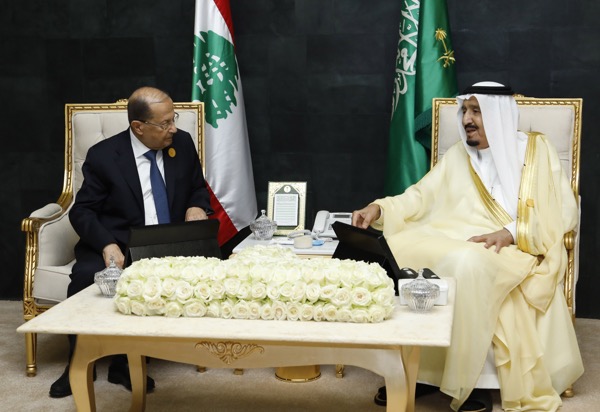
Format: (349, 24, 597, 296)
(21, 101, 205, 376)
(432, 96, 582, 396)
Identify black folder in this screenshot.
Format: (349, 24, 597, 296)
(331, 221, 405, 294)
(126, 219, 221, 264)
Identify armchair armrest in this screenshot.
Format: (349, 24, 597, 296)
(563, 228, 578, 320)
(29, 203, 63, 220)
(22, 203, 66, 234)
(564, 231, 575, 250)
(22, 201, 77, 278)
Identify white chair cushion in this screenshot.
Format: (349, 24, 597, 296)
(37, 212, 77, 267)
(32, 260, 75, 303)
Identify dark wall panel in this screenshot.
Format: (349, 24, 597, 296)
(2, 0, 599, 319)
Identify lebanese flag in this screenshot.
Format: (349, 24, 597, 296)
(192, 0, 257, 246)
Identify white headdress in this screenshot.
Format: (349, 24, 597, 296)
(456, 81, 525, 220)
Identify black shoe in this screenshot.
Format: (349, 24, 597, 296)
(373, 383, 438, 406)
(49, 364, 97, 398)
(374, 386, 387, 407)
(107, 362, 155, 392)
(459, 389, 492, 412)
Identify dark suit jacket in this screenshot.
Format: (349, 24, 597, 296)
(68, 128, 212, 296)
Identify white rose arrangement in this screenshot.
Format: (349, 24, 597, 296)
(114, 245, 395, 323)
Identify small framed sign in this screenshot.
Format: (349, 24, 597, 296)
(267, 182, 307, 236)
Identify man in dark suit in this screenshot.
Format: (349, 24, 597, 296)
(50, 86, 213, 398)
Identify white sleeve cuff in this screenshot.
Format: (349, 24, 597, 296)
(504, 221, 517, 243)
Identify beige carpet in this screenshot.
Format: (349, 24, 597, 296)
(2, 300, 599, 411)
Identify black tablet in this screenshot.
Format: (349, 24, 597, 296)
(126, 219, 221, 263)
(331, 221, 405, 294)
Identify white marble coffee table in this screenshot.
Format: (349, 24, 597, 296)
(17, 282, 455, 412)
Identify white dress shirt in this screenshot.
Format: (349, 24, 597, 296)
(130, 129, 166, 225)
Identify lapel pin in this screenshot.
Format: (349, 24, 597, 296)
(168, 148, 176, 158)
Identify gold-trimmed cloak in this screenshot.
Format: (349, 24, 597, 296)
(372, 134, 582, 411)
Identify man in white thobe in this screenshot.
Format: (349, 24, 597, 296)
(353, 82, 583, 411)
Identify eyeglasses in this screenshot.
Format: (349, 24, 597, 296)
(142, 112, 179, 131)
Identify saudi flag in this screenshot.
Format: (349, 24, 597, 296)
(384, 0, 458, 195)
(192, 0, 257, 245)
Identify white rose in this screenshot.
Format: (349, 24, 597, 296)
(210, 264, 227, 282)
(179, 264, 200, 284)
(319, 284, 337, 301)
(221, 299, 234, 319)
(286, 302, 301, 321)
(121, 263, 140, 281)
(285, 266, 302, 284)
(331, 287, 352, 307)
(355, 266, 372, 286)
(251, 282, 267, 300)
(364, 264, 388, 289)
(196, 260, 219, 281)
(323, 265, 342, 285)
(313, 303, 325, 321)
(372, 287, 395, 307)
(368, 304, 387, 323)
(339, 266, 357, 288)
(250, 265, 271, 283)
(115, 279, 128, 296)
(165, 301, 183, 318)
(184, 301, 207, 317)
(266, 283, 281, 300)
(300, 304, 314, 321)
(161, 278, 177, 298)
(133, 258, 151, 274)
(278, 283, 293, 302)
(248, 301, 261, 320)
(271, 269, 288, 287)
(119, 267, 135, 282)
(351, 287, 372, 307)
(127, 280, 144, 298)
(304, 265, 325, 284)
(224, 277, 241, 297)
(146, 297, 166, 315)
(234, 262, 251, 282)
(142, 276, 162, 301)
(130, 300, 147, 316)
(114, 296, 131, 315)
(305, 282, 321, 303)
(154, 259, 177, 279)
(232, 300, 250, 319)
(260, 301, 274, 320)
(336, 306, 352, 322)
(272, 301, 287, 320)
(290, 281, 307, 303)
(206, 301, 222, 318)
(193, 282, 212, 301)
(210, 282, 226, 300)
(350, 308, 370, 323)
(323, 303, 337, 321)
(175, 281, 194, 303)
(236, 282, 252, 300)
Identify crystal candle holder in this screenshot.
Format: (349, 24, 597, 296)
(94, 257, 122, 298)
(401, 269, 440, 313)
(250, 209, 278, 240)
